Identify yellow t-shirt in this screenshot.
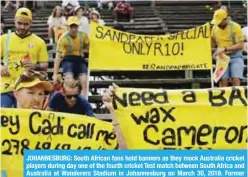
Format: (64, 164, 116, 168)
(56, 32, 89, 57)
(211, 21, 244, 53)
(0, 32, 48, 93)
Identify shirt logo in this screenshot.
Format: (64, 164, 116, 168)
(28, 43, 34, 48)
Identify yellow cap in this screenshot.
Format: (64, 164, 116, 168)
(67, 16, 80, 26)
(15, 8, 32, 21)
(14, 77, 52, 92)
(211, 9, 228, 25)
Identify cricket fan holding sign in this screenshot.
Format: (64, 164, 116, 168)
(211, 9, 244, 87)
(0, 8, 49, 108)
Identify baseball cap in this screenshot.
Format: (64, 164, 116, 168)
(67, 16, 80, 26)
(211, 9, 228, 25)
(14, 77, 52, 91)
(15, 7, 32, 21)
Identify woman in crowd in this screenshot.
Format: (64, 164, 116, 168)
(47, 6, 67, 44)
(13, 70, 52, 110)
(74, 6, 90, 36)
(90, 10, 105, 25)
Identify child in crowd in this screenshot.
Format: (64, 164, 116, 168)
(47, 6, 67, 44)
(90, 10, 105, 25)
(74, 6, 90, 36)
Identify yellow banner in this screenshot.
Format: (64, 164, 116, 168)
(113, 87, 247, 149)
(89, 22, 212, 71)
(1, 60, 25, 93)
(1, 108, 117, 177)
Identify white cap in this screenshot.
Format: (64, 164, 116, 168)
(90, 10, 101, 18)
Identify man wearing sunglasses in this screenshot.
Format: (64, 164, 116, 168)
(0, 8, 49, 108)
(211, 9, 244, 87)
(47, 79, 94, 117)
(13, 70, 52, 110)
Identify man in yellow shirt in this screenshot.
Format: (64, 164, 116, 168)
(53, 16, 89, 97)
(0, 8, 48, 107)
(211, 9, 244, 87)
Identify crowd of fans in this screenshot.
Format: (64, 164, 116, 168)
(46, 1, 132, 44)
(0, 0, 134, 113)
(0, 1, 247, 114)
(0, 1, 247, 149)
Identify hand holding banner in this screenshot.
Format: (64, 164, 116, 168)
(1, 60, 25, 93)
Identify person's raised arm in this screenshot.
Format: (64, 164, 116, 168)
(102, 84, 128, 149)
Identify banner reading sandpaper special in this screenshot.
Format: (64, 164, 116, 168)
(89, 22, 212, 71)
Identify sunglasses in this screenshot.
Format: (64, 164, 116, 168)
(14, 70, 48, 90)
(65, 94, 79, 99)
